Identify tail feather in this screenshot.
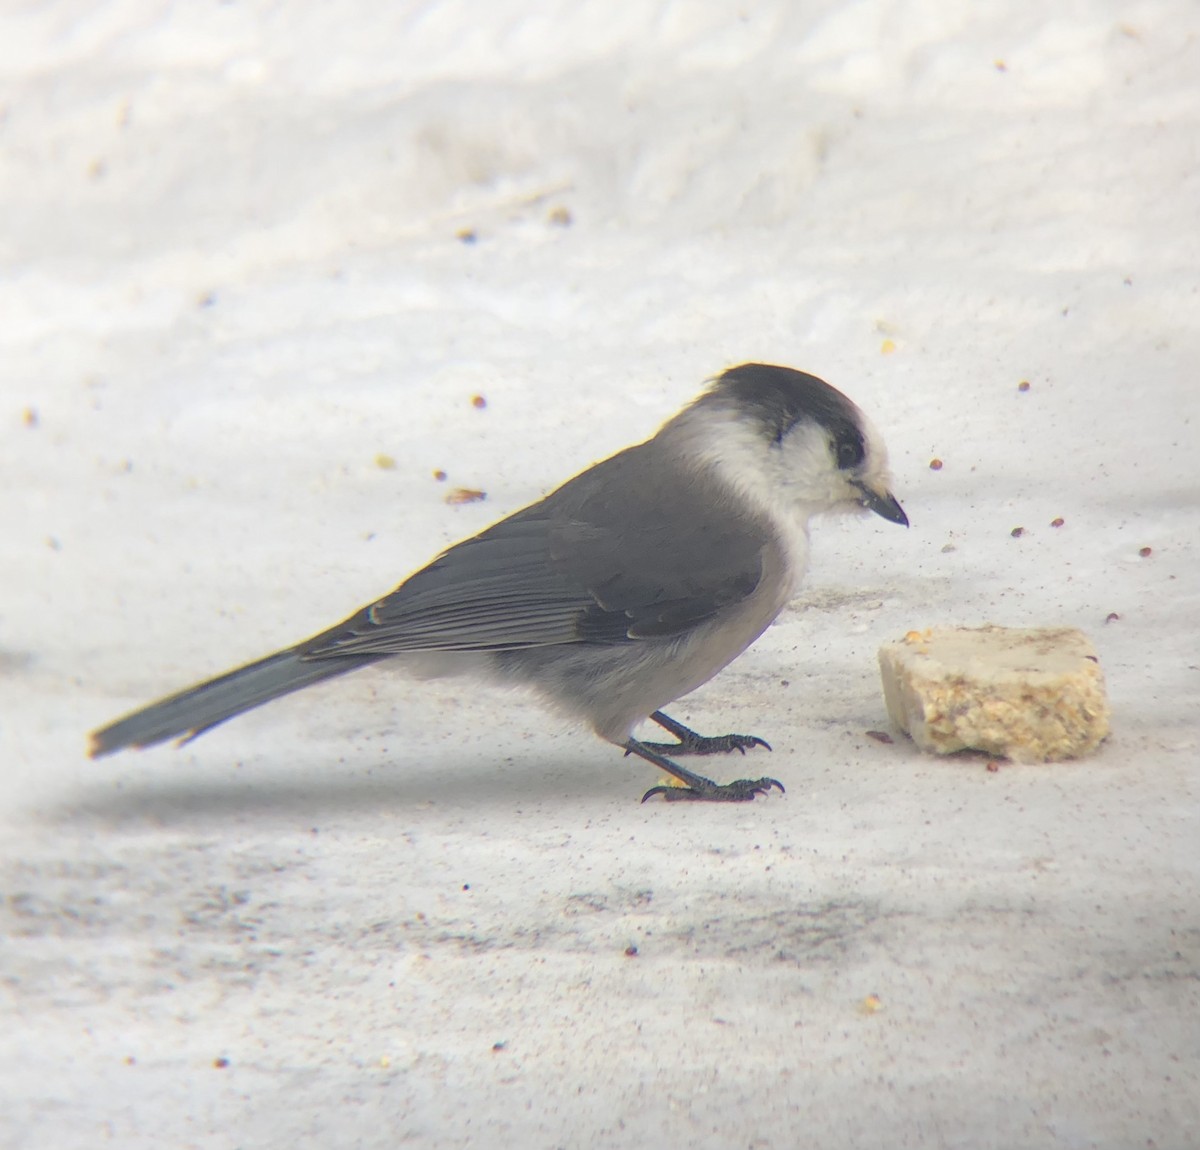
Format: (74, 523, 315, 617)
(88, 648, 382, 758)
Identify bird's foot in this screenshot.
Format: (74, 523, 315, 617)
(640, 731, 771, 757)
(645, 710, 771, 756)
(624, 735, 784, 804)
(641, 775, 785, 803)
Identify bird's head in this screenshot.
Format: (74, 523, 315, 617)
(673, 363, 908, 529)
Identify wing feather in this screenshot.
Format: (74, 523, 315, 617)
(301, 443, 770, 661)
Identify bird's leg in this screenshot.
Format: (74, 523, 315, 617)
(625, 738, 784, 804)
(640, 710, 772, 756)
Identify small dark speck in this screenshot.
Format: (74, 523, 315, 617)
(780, 679, 790, 688)
(1051, 517, 1065, 527)
(1011, 527, 1025, 538)
(1138, 546, 1152, 557)
(986, 762, 1001, 773)
(1105, 613, 1120, 623)
(1085, 655, 1099, 663)
(624, 945, 639, 957)
(471, 395, 487, 410)
(461, 883, 470, 891)
(1018, 380, 1031, 392)
(865, 730, 893, 744)
(492, 1041, 507, 1052)
(213, 1057, 229, 1069)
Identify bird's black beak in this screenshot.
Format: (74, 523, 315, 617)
(853, 480, 909, 527)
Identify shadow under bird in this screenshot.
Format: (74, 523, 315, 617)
(89, 363, 908, 802)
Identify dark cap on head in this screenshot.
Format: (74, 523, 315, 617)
(706, 363, 867, 469)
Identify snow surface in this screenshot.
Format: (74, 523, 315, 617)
(2, 2, 1198, 1147)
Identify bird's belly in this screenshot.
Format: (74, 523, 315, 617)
(498, 562, 796, 745)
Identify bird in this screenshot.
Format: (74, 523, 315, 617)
(88, 363, 907, 802)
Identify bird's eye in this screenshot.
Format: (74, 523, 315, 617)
(834, 432, 865, 470)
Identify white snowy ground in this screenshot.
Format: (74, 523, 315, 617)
(2, 2, 1198, 1147)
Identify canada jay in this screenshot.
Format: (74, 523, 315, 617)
(89, 363, 907, 802)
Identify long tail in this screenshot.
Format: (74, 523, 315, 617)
(88, 648, 383, 758)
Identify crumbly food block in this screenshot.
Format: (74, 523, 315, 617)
(878, 625, 1110, 762)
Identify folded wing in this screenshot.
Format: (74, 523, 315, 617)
(302, 444, 768, 660)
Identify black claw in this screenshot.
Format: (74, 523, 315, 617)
(737, 736, 772, 753)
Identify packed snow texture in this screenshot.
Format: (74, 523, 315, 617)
(2, 3, 1198, 1148)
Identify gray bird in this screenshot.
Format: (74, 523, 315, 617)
(89, 363, 907, 802)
